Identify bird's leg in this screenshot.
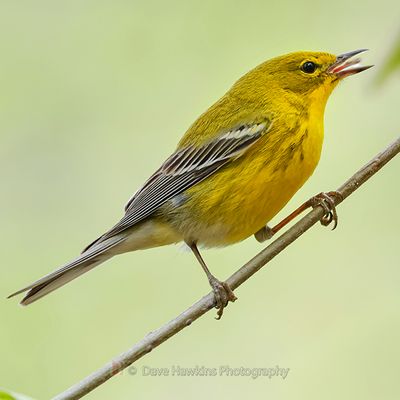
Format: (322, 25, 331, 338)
(254, 225, 275, 243)
(188, 242, 237, 320)
(254, 191, 343, 242)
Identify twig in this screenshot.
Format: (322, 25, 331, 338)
(52, 137, 400, 400)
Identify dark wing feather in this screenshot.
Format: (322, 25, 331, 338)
(83, 120, 271, 252)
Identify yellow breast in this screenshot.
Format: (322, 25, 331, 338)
(175, 103, 325, 247)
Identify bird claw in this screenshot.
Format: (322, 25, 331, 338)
(309, 191, 342, 230)
(209, 277, 237, 320)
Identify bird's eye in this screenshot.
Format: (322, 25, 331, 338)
(301, 61, 317, 74)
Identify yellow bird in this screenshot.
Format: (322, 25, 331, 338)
(9, 49, 371, 318)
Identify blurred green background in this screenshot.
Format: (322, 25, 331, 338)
(1, 1, 399, 399)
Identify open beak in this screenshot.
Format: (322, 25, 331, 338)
(328, 49, 373, 78)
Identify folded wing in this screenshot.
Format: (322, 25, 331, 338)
(84, 120, 271, 252)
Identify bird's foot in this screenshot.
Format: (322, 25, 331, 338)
(309, 191, 343, 229)
(261, 190, 343, 240)
(208, 276, 237, 320)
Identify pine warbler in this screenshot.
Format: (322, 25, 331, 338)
(9, 50, 371, 318)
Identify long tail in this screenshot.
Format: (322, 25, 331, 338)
(8, 235, 125, 306)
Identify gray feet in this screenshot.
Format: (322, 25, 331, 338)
(310, 191, 342, 229)
(188, 241, 237, 320)
(208, 276, 237, 320)
(254, 191, 343, 243)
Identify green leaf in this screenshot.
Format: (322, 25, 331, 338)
(0, 391, 14, 400)
(377, 34, 400, 83)
(0, 389, 35, 400)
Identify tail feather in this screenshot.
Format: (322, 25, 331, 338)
(8, 236, 125, 305)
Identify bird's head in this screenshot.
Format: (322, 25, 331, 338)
(235, 50, 372, 108)
(272, 49, 371, 93)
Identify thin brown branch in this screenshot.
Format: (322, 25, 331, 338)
(52, 136, 400, 400)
